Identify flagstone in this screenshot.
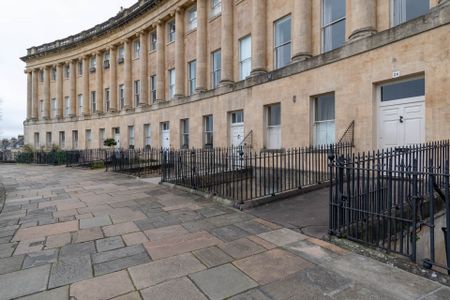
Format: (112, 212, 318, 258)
(12, 220, 79, 241)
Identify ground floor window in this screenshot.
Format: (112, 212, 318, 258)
(72, 130, 78, 149)
(128, 126, 135, 148)
(34, 132, 40, 149)
(180, 119, 189, 149)
(85, 129, 92, 149)
(203, 115, 213, 148)
(99, 128, 105, 148)
(313, 93, 335, 145)
(46, 132, 52, 148)
(144, 124, 152, 147)
(59, 131, 65, 149)
(266, 103, 281, 149)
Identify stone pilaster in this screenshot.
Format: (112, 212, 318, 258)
(250, 0, 267, 76)
(349, 0, 377, 40)
(175, 8, 185, 97)
(96, 51, 104, 113)
(292, 0, 312, 61)
(109, 46, 118, 112)
(124, 39, 132, 109)
(56, 63, 64, 118)
(220, 0, 234, 85)
(31, 69, 39, 120)
(82, 55, 90, 116)
(156, 21, 166, 101)
(26, 71, 32, 120)
(196, 0, 207, 91)
(139, 31, 149, 105)
(69, 60, 77, 117)
(43, 66, 50, 120)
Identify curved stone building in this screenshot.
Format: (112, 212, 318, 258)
(21, 0, 450, 151)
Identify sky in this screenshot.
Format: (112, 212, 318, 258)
(0, 0, 136, 139)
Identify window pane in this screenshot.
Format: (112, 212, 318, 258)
(323, 0, 346, 25)
(276, 43, 291, 68)
(323, 19, 345, 52)
(275, 16, 291, 47)
(381, 78, 425, 101)
(315, 94, 335, 122)
(240, 36, 251, 60)
(268, 104, 280, 126)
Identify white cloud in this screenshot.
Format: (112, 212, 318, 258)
(0, 0, 136, 139)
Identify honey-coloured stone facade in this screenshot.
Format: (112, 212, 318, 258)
(22, 0, 450, 151)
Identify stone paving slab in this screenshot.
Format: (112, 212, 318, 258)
(70, 270, 135, 300)
(0, 264, 51, 300)
(0, 164, 449, 300)
(140, 277, 208, 300)
(190, 264, 258, 300)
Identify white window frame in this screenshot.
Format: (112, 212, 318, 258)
(99, 128, 105, 148)
(51, 97, 57, 117)
(180, 119, 189, 148)
(144, 124, 152, 147)
(168, 19, 176, 43)
(78, 94, 83, 114)
(274, 15, 292, 69)
(150, 31, 157, 51)
(59, 131, 65, 149)
(211, 0, 222, 17)
(65, 65, 70, 79)
(266, 103, 281, 150)
(239, 35, 252, 80)
(119, 84, 125, 110)
(64, 96, 70, 117)
(211, 49, 221, 89)
(34, 132, 40, 149)
(134, 80, 141, 106)
(321, 0, 346, 53)
(203, 115, 214, 148)
(188, 60, 197, 95)
(72, 130, 78, 149)
(46, 132, 52, 148)
(168, 69, 176, 98)
(150, 75, 157, 103)
(134, 39, 141, 59)
(312, 93, 336, 146)
(187, 6, 198, 31)
(78, 61, 83, 76)
(105, 88, 110, 112)
(86, 129, 92, 149)
(91, 91, 97, 113)
(128, 126, 135, 147)
(391, 0, 430, 27)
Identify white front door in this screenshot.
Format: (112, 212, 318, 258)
(114, 128, 120, 149)
(230, 124, 244, 147)
(161, 122, 170, 149)
(379, 97, 425, 149)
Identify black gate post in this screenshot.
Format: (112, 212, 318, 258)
(328, 145, 335, 234)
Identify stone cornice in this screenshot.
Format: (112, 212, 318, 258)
(21, 0, 163, 62)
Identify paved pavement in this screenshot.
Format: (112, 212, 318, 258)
(0, 164, 449, 300)
(248, 188, 330, 239)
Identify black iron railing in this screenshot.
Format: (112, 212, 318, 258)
(329, 140, 450, 274)
(106, 148, 163, 176)
(162, 143, 353, 204)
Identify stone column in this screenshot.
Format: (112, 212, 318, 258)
(43, 66, 50, 120)
(82, 55, 90, 116)
(220, 0, 234, 85)
(156, 21, 166, 101)
(69, 60, 77, 117)
(26, 71, 32, 120)
(175, 8, 185, 97)
(139, 31, 149, 105)
(109, 46, 118, 112)
(31, 69, 39, 120)
(349, 0, 377, 40)
(124, 39, 132, 109)
(292, 0, 312, 61)
(250, 0, 267, 76)
(56, 63, 63, 118)
(96, 51, 104, 113)
(196, 0, 207, 91)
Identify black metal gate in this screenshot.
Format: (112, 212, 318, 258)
(329, 140, 450, 274)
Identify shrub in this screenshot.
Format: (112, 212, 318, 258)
(91, 160, 105, 169)
(104, 138, 117, 148)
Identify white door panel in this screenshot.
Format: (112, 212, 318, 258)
(378, 97, 424, 149)
(161, 130, 170, 149)
(230, 124, 244, 147)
